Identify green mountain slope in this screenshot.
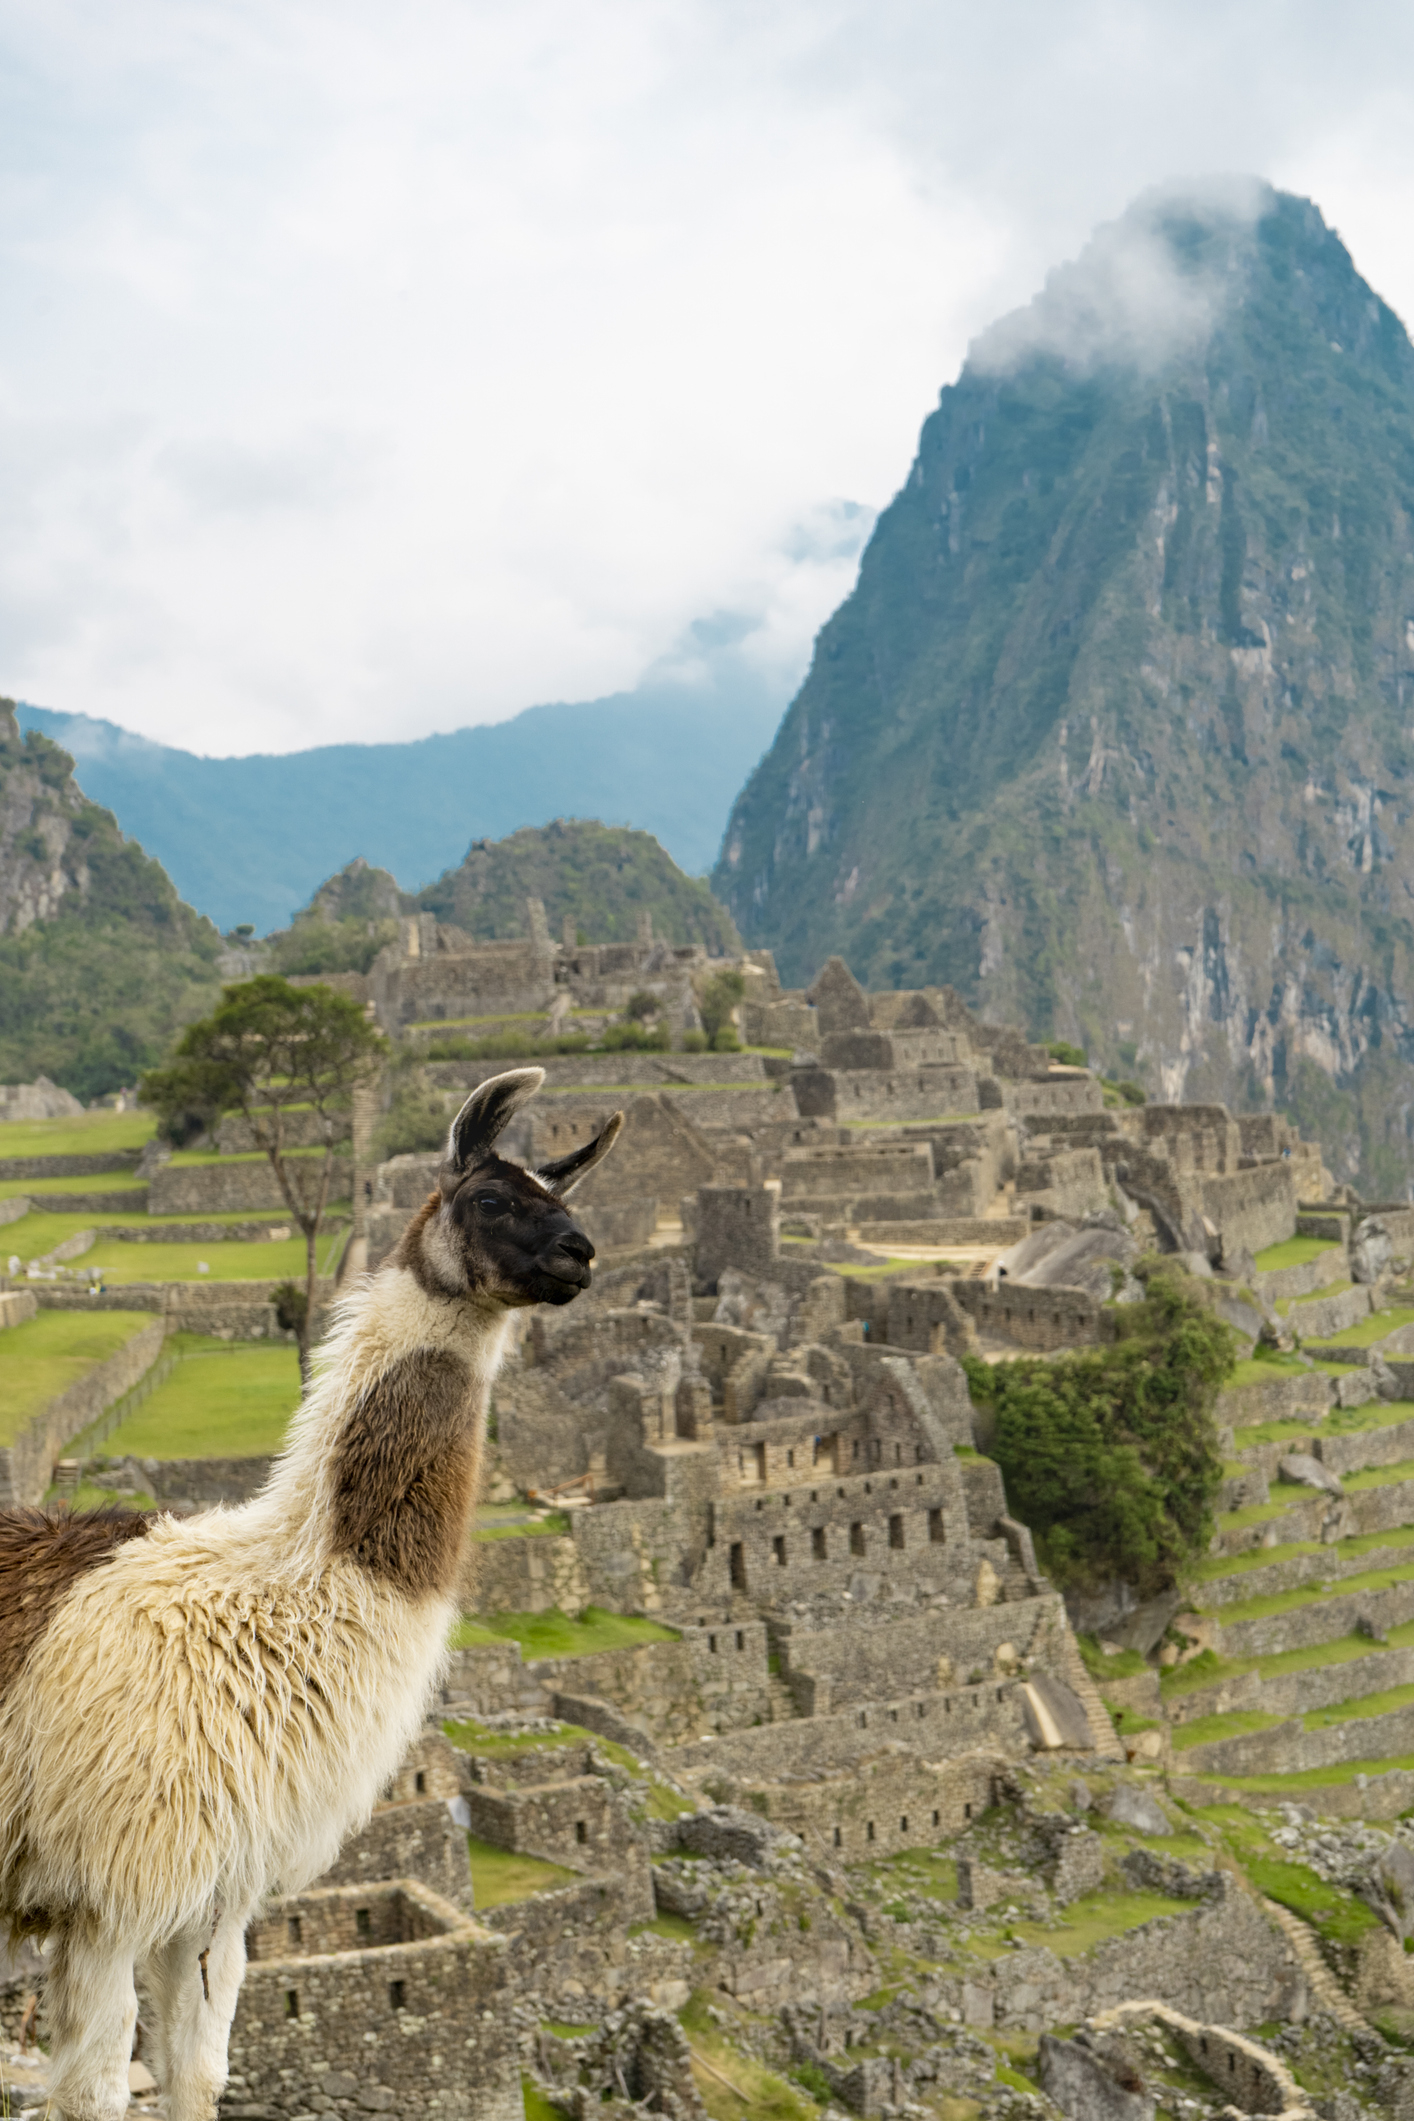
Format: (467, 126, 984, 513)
(418, 819, 741, 953)
(714, 182, 1414, 1193)
(0, 703, 222, 1099)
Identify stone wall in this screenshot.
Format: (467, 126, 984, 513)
(0, 1314, 165, 1506)
(950, 1280, 1106, 1352)
(227, 1881, 521, 2121)
(149, 1156, 351, 1215)
(320, 1799, 474, 1914)
(719, 1750, 1004, 1863)
(1199, 1163, 1299, 1255)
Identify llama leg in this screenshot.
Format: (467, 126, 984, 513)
(140, 1912, 248, 2121)
(44, 1923, 138, 2121)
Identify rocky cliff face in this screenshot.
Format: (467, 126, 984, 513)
(714, 183, 1414, 1194)
(0, 702, 221, 1099)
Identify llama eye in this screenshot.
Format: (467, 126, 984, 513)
(473, 1193, 508, 1215)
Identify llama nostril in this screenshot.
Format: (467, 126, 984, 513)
(558, 1230, 594, 1266)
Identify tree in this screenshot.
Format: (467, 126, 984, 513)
(141, 977, 388, 1383)
(963, 1267, 1233, 1597)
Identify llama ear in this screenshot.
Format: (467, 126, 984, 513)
(444, 1067, 546, 1179)
(536, 1111, 624, 1198)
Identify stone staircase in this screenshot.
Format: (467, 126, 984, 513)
(1055, 1630, 1126, 1762)
(765, 1671, 800, 1724)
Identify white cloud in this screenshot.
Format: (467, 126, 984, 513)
(1, 3, 1413, 754)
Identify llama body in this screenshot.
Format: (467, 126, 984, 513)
(0, 1069, 620, 2121)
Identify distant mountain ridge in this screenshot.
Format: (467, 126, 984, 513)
(715, 182, 1414, 1195)
(18, 656, 786, 932)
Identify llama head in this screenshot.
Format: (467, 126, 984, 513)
(399, 1066, 623, 1308)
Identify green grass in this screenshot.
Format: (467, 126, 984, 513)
(449, 1607, 680, 1658)
(99, 1333, 301, 1458)
(60, 1481, 157, 1511)
(1162, 1625, 1414, 1701)
(521, 2081, 571, 2121)
(85, 1228, 347, 1283)
(1230, 1397, 1414, 1450)
(826, 1258, 925, 1280)
(465, 1834, 578, 1908)
(1196, 1537, 1321, 1583)
(1346, 1456, 1414, 1493)
(1076, 1633, 1148, 1680)
(1198, 1806, 1383, 1945)
(473, 1511, 572, 1541)
(680, 1993, 821, 2121)
(1225, 1354, 1313, 1389)
(1200, 1752, 1414, 1793)
(1254, 1238, 1344, 1272)
(0, 1170, 149, 1200)
(1276, 1278, 1353, 1316)
(1171, 1709, 1284, 1752)
(1305, 1678, 1414, 1729)
(853, 1849, 960, 1905)
(985, 1888, 1192, 1960)
(0, 1111, 155, 1159)
(1217, 1481, 1313, 1531)
(1312, 1306, 1414, 1350)
(1200, 1554, 1414, 1625)
(0, 1309, 155, 1440)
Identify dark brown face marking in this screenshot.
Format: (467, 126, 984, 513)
(329, 1346, 477, 1598)
(392, 1156, 596, 1309)
(0, 1506, 153, 1702)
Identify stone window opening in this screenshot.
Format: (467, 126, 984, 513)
(858, 1711, 868, 1728)
(850, 1522, 865, 1556)
(916, 1703, 926, 1720)
(773, 1535, 787, 1567)
(414, 1770, 426, 1795)
(895, 1444, 902, 1465)
(996, 1688, 1004, 1702)
(929, 1509, 945, 1544)
(284, 1990, 299, 2020)
(575, 1820, 588, 1844)
(889, 1477, 898, 1490)
(755, 1498, 764, 1511)
(889, 1709, 898, 1724)
(932, 1809, 940, 1827)
(888, 1514, 905, 1550)
(836, 1486, 845, 1498)
(833, 1826, 842, 1847)
(866, 1822, 875, 1842)
(812, 1527, 827, 1561)
(709, 1634, 718, 1652)
(735, 1629, 745, 1649)
(782, 1492, 792, 1506)
(810, 1488, 818, 1502)
(755, 1442, 767, 1483)
(730, 1543, 745, 1588)
(852, 1439, 860, 1461)
(900, 1815, 908, 1834)
(965, 1804, 972, 1819)
(356, 1908, 371, 1936)
(786, 1448, 795, 1468)
(286, 1917, 301, 1947)
(864, 1481, 872, 1495)
(389, 1980, 406, 2012)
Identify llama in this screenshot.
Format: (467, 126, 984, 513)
(0, 1066, 620, 2121)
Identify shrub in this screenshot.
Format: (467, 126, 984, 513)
(681, 1029, 708, 1052)
(1046, 1039, 1088, 1068)
(699, 969, 745, 1043)
(622, 990, 659, 1022)
(375, 1077, 452, 1158)
(599, 1022, 671, 1051)
(964, 1268, 1233, 1597)
(1114, 1078, 1147, 1106)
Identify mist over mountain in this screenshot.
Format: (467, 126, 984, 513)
(715, 183, 1414, 1195)
(17, 622, 795, 932)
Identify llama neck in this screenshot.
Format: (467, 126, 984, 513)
(238, 1267, 515, 1585)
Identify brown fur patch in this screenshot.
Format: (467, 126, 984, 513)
(390, 1192, 446, 1298)
(329, 1347, 477, 1598)
(0, 1506, 153, 1702)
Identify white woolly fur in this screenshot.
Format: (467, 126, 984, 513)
(0, 1267, 511, 1948)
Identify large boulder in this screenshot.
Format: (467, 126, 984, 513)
(1039, 2035, 1154, 2121)
(1279, 1451, 1344, 1498)
(1106, 1784, 1173, 1837)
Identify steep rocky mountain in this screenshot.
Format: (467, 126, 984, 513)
(0, 702, 221, 1099)
(715, 182, 1414, 1194)
(417, 819, 741, 953)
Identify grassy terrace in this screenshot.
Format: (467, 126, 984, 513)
(1311, 1306, 1414, 1349)
(0, 1309, 154, 1440)
(1231, 1397, 1414, 1451)
(1162, 1620, 1414, 1704)
(0, 1171, 149, 1201)
(0, 1112, 156, 1159)
(1198, 1806, 1382, 1947)
(1193, 1752, 1414, 1795)
(4, 1211, 350, 1280)
(464, 1834, 578, 1908)
(1275, 1278, 1352, 1316)
(1253, 1237, 1343, 1272)
(449, 1606, 680, 1657)
(1197, 1554, 1414, 1626)
(96, 1333, 302, 1458)
(1198, 1521, 1414, 1593)
(1224, 1353, 1314, 1391)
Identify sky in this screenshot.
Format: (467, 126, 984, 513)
(4, 1, 1414, 756)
